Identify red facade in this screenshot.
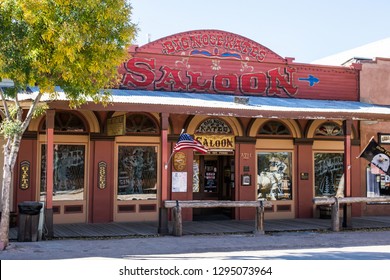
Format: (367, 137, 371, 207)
(11, 29, 389, 228)
(120, 30, 359, 100)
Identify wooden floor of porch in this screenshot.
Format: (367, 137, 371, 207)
(8, 215, 390, 240)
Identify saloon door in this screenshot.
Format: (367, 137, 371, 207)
(193, 154, 235, 220)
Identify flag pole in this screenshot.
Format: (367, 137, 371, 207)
(356, 135, 375, 159)
(164, 129, 185, 170)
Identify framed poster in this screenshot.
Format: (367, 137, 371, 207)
(378, 133, 390, 145)
(172, 172, 187, 192)
(241, 174, 251, 186)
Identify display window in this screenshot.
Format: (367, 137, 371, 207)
(314, 152, 344, 197)
(40, 144, 86, 201)
(366, 165, 390, 197)
(257, 152, 292, 200)
(117, 145, 157, 200)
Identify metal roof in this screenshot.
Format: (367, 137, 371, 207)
(5, 88, 390, 121)
(312, 37, 390, 66)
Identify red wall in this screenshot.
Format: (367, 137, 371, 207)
(119, 30, 359, 101)
(296, 143, 314, 218)
(170, 149, 193, 221)
(14, 138, 38, 212)
(89, 140, 114, 223)
(236, 142, 257, 220)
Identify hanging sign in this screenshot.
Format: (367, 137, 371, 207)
(194, 135, 235, 149)
(173, 152, 187, 171)
(19, 160, 30, 190)
(98, 161, 107, 189)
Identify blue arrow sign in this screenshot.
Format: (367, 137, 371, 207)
(298, 75, 320, 87)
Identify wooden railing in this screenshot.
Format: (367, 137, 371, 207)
(164, 200, 273, 236)
(313, 196, 390, 231)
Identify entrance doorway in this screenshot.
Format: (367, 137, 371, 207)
(193, 154, 235, 220)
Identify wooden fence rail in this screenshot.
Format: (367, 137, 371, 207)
(164, 200, 272, 236)
(313, 196, 390, 231)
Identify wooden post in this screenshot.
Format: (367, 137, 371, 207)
(45, 110, 55, 238)
(158, 113, 170, 235)
(255, 200, 265, 235)
(331, 198, 340, 232)
(172, 201, 182, 236)
(343, 120, 352, 228)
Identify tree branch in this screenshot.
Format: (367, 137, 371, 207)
(21, 91, 43, 133)
(0, 87, 11, 119)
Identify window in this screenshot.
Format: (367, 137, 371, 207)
(193, 159, 200, 192)
(126, 113, 159, 134)
(314, 153, 344, 197)
(41, 111, 87, 132)
(259, 121, 291, 135)
(40, 144, 85, 201)
(315, 122, 343, 137)
(257, 152, 292, 200)
(117, 146, 157, 200)
(366, 165, 390, 197)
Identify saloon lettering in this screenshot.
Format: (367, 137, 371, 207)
(122, 58, 298, 97)
(195, 135, 235, 149)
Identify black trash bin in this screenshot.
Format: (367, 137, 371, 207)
(17, 201, 43, 242)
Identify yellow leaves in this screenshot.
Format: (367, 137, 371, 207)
(18, 0, 46, 25)
(1, 0, 137, 106)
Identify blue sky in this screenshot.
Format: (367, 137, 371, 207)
(130, 0, 390, 63)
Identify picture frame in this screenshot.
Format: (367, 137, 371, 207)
(241, 174, 251, 186)
(378, 133, 390, 145)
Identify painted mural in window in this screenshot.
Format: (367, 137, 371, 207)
(193, 159, 200, 192)
(314, 153, 344, 197)
(117, 146, 157, 200)
(40, 144, 85, 201)
(257, 152, 292, 200)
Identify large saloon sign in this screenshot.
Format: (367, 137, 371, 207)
(119, 30, 359, 100)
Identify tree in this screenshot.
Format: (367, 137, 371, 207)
(0, 0, 137, 249)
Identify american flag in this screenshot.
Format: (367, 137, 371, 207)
(173, 133, 208, 154)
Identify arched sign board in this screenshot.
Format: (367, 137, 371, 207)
(119, 30, 359, 101)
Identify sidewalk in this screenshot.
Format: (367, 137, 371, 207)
(1, 229, 390, 260)
(1, 216, 390, 260)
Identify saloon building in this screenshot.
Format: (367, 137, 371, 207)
(2, 30, 390, 227)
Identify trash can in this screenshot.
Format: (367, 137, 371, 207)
(17, 201, 43, 242)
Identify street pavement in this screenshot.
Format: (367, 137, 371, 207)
(1, 229, 390, 260)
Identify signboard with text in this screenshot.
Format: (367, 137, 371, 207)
(119, 30, 359, 101)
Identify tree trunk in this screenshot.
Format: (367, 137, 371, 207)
(0, 135, 22, 250)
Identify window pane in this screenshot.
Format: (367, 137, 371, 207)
(315, 122, 344, 136)
(40, 144, 85, 201)
(366, 165, 390, 197)
(193, 158, 200, 192)
(126, 113, 158, 134)
(259, 121, 291, 135)
(117, 146, 157, 200)
(257, 152, 292, 200)
(314, 153, 344, 197)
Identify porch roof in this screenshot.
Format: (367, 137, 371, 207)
(8, 88, 390, 121)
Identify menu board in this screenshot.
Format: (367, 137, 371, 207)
(204, 162, 217, 192)
(172, 172, 187, 192)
